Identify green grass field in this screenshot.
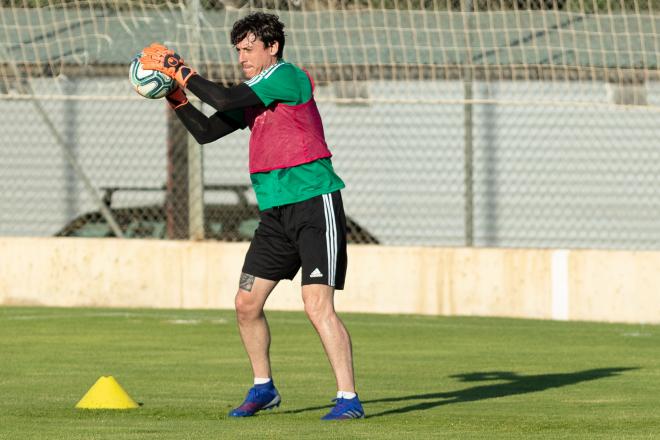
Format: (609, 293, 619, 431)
(1, 307, 659, 439)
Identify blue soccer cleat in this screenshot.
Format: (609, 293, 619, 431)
(321, 395, 365, 420)
(228, 382, 281, 417)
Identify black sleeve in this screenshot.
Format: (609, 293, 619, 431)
(174, 103, 246, 144)
(186, 75, 263, 112)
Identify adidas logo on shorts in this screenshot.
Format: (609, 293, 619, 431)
(310, 268, 324, 278)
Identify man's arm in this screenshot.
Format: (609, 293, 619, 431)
(186, 76, 263, 112)
(174, 104, 245, 144)
(164, 87, 247, 144)
(139, 44, 262, 143)
(139, 44, 264, 112)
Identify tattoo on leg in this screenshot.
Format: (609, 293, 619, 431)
(239, 272, 255, 292)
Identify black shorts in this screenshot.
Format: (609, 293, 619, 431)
(242, 191, 347, 290)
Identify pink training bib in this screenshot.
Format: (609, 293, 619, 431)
(244, 72, 332, 174)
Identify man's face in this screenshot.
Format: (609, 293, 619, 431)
(235, 33, 279, 79)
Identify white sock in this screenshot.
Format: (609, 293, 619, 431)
(254, 377, 272, 385)
(336, 391, 357, 399)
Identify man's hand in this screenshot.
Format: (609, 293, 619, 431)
(140, 43, 196, 88)
(165, 87, 188, 110)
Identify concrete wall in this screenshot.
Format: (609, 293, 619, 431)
(1, 237, 658, 324)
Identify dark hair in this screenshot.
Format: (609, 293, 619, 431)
(231, 12, 285, 59)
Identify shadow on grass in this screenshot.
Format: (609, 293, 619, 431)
(281, 367, 637, 418)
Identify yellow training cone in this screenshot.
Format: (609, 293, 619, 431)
(75, 376, 139, 409)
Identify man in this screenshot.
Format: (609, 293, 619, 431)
(139, 12, 364, 420)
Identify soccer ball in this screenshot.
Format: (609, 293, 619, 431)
(129, 54, 176, 99)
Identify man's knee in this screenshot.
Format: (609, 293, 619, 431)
(235, 290, 263, 322)
(303, 286, 335, 322)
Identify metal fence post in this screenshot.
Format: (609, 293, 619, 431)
(185, 0, 205, 240)
(462, 0, 475, 247)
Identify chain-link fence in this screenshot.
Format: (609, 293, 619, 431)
(2, 1, 660, 248)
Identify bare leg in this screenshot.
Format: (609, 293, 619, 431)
(234, 274, 278, 379)
(302, 284, 355, 393)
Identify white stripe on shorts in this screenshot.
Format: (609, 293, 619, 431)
(322, 193, 337, 286)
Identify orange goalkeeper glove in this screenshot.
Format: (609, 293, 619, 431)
(165, 87, 188, 110)
(140, 43, 196, 88)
